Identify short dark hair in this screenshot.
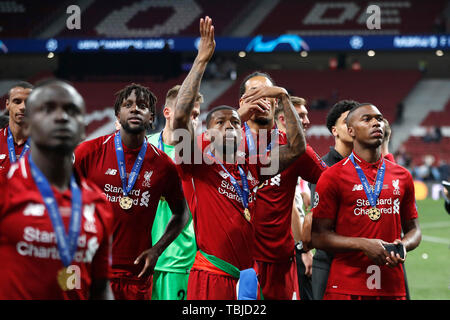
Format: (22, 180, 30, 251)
(114, 83, 157, 117)
(326, 99, 360, 133)
(8, 81, 33, 98)
(345, 102, 377, 127)
(239, 71, 275, 98)
(206, 105, 237, 128)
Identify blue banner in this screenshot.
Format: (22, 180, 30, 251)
(1, 34, 449, 54)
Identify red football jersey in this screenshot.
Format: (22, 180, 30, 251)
(253, 142, 327, 262)
(178, 137, 263, 271)
(240, 127, 327, 261)
(312, 152, 418, 296)
(74, 134, 184, 279)
(0, 127, 28, 176)
(0, 157, 113, 300)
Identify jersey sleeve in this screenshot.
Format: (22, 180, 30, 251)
(384, 153, 396, 163)
(311, 168, 340, 220)
(174, 133, 208, 179)
(292, 145, 328, 184)
(400, 170, 419, 221)
(90, 197, 114, 280)
(73, 140, 94, 178)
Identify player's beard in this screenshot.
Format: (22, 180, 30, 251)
(121, 119, 151, 134)
(253, 116, 271, 126)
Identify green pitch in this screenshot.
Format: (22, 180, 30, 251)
(406, 199, 450, 300)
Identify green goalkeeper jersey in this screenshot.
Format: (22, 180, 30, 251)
(147, 132, 196, 273)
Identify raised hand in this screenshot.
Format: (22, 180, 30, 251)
(238, 98, 272, 123)
(197, 16, 215, 63)
(241, 85, 288, 104)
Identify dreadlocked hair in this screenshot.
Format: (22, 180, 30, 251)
(114, 83, 157, 117)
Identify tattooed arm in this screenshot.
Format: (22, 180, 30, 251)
(173, 16, 215, 143)
(241, 86, 306, 179)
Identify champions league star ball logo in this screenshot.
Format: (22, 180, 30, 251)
(313, 192, 319, 208)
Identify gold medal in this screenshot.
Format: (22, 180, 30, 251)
(119, 196, 133, 210)
(244, 208, 251, 222)
(57, 267, 70, 291)
(368, 207, 381, 221)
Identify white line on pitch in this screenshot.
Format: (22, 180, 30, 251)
(421, 235, 450, 245)
(420, 221, 450, 229)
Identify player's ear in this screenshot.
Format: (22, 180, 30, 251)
(163, 106, 171, 119)
(204, 128, 211, 141)
(238, 97, 245, 109)
(331, 126, 338, 138)
(347, 126, 355, 138)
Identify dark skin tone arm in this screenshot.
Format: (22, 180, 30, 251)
(241, 87, 306, 180)
(312, 217, 391, 266)
(312, 217, 421, 267)
(134, 198, 188, 278)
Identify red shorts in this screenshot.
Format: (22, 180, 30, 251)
(187, 268, 237, 300)
(324, 292, 407, 300)
(110, 276, 153, 300)
(187, 251, 237, 300)
(255, 259, 300, 300)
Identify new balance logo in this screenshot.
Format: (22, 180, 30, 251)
(105, 168, 117, 176)
(23, 203, 45, 216)
(352, 184, 364, 191)
(218, 170, 229, 179)
(0, 154, 6, 160)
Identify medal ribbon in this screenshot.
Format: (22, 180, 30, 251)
(349, 153, 385, 208)
(7, 127, 30, 164)
(114, 131, 148, 197)
(208, 151, 250, 211)
(244, 122, 278, 157)
(28, 154, 82, 267)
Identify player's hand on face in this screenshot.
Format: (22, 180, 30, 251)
(241, 85, 288, 103)
(361, 238, 390, 266)
(134, 248, 160, 278)
(197, 16, 215, 63)
(385, 239, 406, 267)
(238, 98, 271, 122)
